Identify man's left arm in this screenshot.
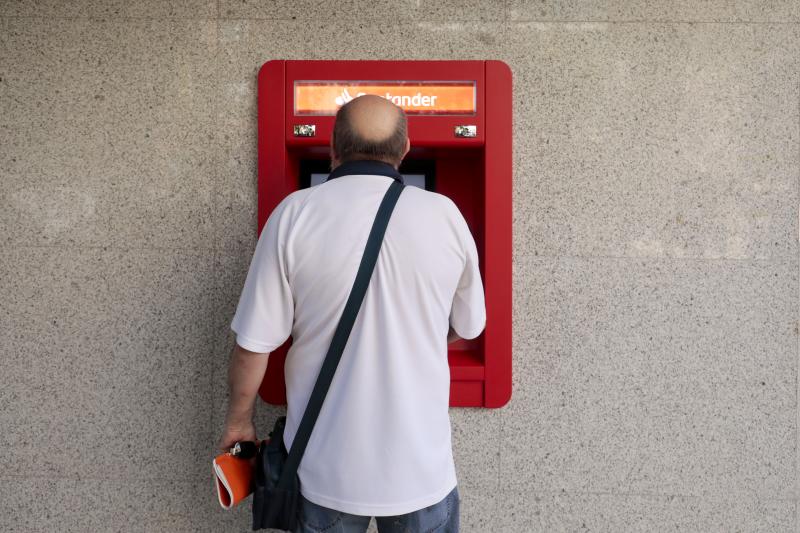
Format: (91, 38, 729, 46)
(218, 344, 270, 451)
(217, 197, 295, 452)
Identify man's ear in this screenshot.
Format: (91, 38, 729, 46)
(330, 145, 339, 170)
(394, 138, 410, 169)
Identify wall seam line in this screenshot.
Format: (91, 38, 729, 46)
(1, 14, 799, 25)
(795, 70, 800, 528)
(207, 14, 222, 463)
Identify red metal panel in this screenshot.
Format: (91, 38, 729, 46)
(450, 381, 484, 407)
(257, 60, 291, 405)
(448, 351, 485, 381)
(483, 60, 513, 408)
(257, 60, 287, 233)
(255, 60, 512, 408)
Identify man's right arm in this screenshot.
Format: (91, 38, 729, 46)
(447, 201, 486, 341)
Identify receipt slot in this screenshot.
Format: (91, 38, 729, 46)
(256, 60, 511, 408)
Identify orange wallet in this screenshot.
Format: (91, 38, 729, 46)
(213, 451, 256, 509)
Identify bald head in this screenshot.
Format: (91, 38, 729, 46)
(332, 94, 409, 168)
(344, 94, 402, 141)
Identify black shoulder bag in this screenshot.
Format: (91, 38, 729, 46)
(252, 179, 405, 531)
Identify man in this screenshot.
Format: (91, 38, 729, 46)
(218, 95, 485, 532)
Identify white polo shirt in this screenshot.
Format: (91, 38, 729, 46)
(230, 160, 486, 516)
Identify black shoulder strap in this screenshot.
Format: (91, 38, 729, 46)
(277, 179, 405, 489)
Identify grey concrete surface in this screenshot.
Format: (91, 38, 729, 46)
(1, 1, 799, 532)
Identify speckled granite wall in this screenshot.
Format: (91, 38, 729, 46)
(1, 1, 798, 532)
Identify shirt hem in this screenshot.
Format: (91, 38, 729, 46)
(452, 321, 486, 341)
(233, 331, 276, 353)
(299, 477, 457, 517)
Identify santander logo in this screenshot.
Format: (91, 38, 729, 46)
(294, 82, 476, 115)
(334, 88, 366, 106)
(334, 88, 438, 109)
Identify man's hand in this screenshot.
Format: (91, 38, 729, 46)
(218, 415, 257, 452)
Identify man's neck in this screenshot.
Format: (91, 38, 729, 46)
(325, 159, 404, 184)
(331, 158, 399, 171)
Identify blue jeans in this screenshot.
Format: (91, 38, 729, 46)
(294, 485, 460, 533)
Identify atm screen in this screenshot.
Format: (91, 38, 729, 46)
(309, 173, 426, 189)
(299, 159, 435, 191)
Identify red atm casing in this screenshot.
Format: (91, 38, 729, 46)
(256, 60, 511, 408)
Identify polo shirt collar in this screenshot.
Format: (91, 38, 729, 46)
(325, 159, 404, 184)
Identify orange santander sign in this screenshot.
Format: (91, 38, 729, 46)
(294, 81, 476, 116)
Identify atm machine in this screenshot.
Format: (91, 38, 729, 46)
(256, 60, 511, 408)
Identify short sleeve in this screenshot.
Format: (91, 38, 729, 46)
(449, 212, 486, 340)
(230, 201, 294, 353)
